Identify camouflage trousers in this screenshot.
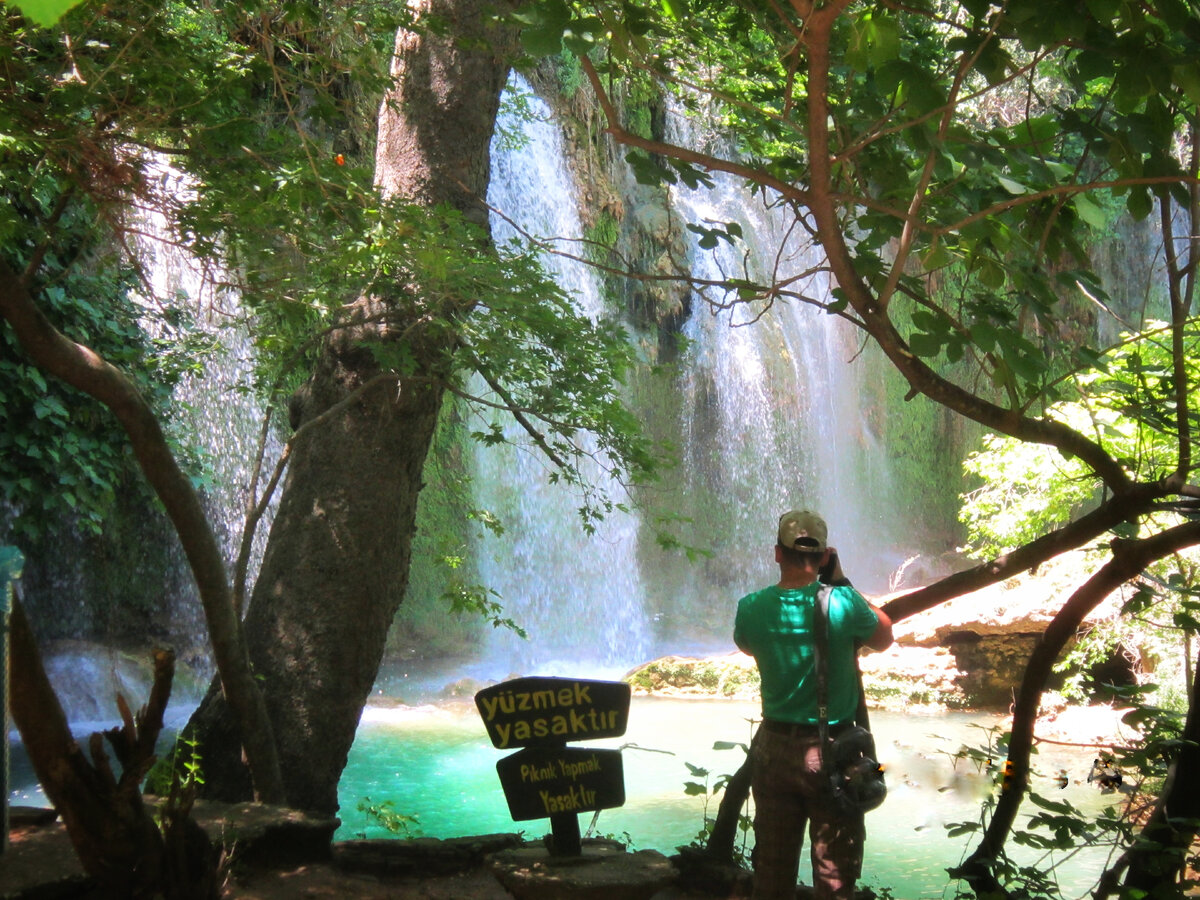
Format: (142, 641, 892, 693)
(749, 726, 866, 900)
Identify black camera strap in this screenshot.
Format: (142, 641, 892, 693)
(813, 583, 888, 814)
(812, 585, 871, 774)
(813, 584, 832, 751)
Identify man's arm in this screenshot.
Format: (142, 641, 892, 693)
(819, 546, 852, 586)
(826, 550, 892, 651)
(863, 602, 894, 652)
(733, 605, 751, 654)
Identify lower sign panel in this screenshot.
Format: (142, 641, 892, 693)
(496, 747, 625, 821)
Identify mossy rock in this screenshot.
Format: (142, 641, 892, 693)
(624, 655, 759, 699)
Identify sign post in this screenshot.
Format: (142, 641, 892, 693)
(476, 676, 631, 856)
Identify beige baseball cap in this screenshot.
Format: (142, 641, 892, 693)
(777, 510, 828, 551)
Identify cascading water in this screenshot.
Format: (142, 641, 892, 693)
(34, 159, 281, 725)
(465, 80, 908, 678)
(8, 160, 277, 806)
(131, 159, 281, 586)
(663, 158, 901, 598)
(470, 73, 651, 678)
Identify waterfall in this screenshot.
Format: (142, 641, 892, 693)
(463, 77, 910, 680)
(33, 158, 282, 724)
(29, 85, 914, 717)
(470, 73, 651, 679)
(131, 158, 281, 585)
(663, 163, 901, 598)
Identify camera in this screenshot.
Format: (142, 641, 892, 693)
(818, 552, 838, 583)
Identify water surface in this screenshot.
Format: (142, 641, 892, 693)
(337, 697, 1123, 899)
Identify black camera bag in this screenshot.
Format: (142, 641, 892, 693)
(813, 586, 887, 814)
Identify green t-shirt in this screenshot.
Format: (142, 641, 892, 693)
(734, 583, 878, 725)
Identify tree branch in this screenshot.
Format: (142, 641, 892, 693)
(956, 518, 1200, 895)
(0, 260, 286, 805)
(882, 485, 1162, 622)
(579, 56, 812, 207)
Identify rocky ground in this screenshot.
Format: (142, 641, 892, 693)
(223, 842, 751, 900)
(4, 809, 751, 900)
(226, 863, 520, 899)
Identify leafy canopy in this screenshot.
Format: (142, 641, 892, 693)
(512, 0, 1200, 422)
(961, 324, 1200, 557)
(1, 0, 665, 547)
(4, 0, 79, 27)
(503, 2, 1200, 890)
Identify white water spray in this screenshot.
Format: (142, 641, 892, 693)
(128, 159, 283, 600)
(660, 108, 900, 596)
(471, 73, 651, 678)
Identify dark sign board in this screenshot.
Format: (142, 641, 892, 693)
(475, 676, 631, 749)
(496, 746, 625, 821)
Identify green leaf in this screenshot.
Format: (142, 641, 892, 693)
(1172, 62, 1200, 105)
(945, 822, 981, 837)
(1127, 186, 1153, 220)
(850, 12, 901, 69)
(1172, 610, 1200, 631)
(1084, 0, 1121, 24)
(997, 175, 1028, 195)
(660, 0, 689, 19)
(1028, 792, 1074, 815)
(518, 0, 571, 57)
(976, 258, 1006, 289)
(1157, 0, 1193, 30)
(670, 159, 715, 190)
(1073, 193, 1107, 229)
(922, 241, 951, 271)
(9, 0, 82, 27)
(970, 321, 998, 352)
(908, 331, 943, 357)
(712, 740, 747, 751)
(626, 151, 675, 187)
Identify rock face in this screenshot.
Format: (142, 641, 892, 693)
(625, 656, 759, 700)
(881, 550, 1130, 708)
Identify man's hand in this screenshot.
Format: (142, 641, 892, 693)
(820, 546, 852, 586)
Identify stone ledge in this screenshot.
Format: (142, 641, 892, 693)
(335, 833, 523, 878)
(488, 840, 678, 900)
(189, 799, 339, 870)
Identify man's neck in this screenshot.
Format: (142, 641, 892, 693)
(777, 574, 818, 590)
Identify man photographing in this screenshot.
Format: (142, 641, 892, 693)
(734, 510, 894, 900)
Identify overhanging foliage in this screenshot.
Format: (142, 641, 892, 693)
(506, 0, 1200, 894)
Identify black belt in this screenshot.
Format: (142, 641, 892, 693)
(761, 718, 852, 738)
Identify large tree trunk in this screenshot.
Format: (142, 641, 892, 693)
(187, 0, 514, 814)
